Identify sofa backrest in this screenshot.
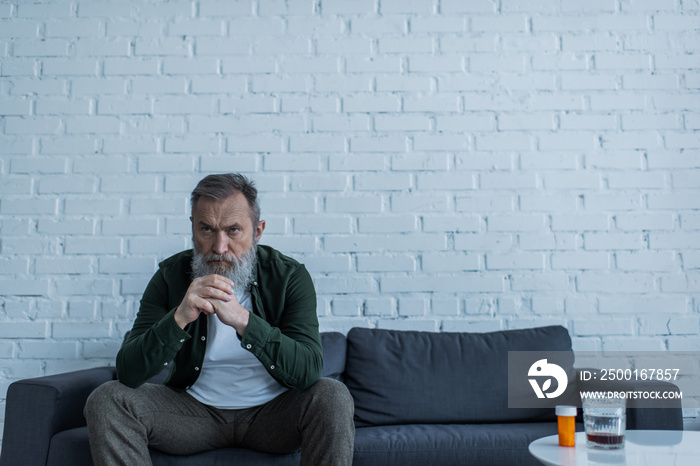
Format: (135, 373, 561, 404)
(344, 325, 575, 427)
(140, 331, 348, 385)
(320, 331, 346, 381)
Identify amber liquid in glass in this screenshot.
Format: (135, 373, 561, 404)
(586, 433, 624, 446)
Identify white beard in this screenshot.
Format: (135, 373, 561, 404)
(191, 239, 257, 293)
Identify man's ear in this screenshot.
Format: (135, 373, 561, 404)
(256, 220, 266, 241)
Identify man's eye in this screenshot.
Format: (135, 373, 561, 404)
(201, 227, 211, 232)
(230, 228, 239, 234)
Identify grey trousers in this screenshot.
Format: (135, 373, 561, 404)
(84, 378, 355, 466)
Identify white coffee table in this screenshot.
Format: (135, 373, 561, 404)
(529, 430, 700, 466)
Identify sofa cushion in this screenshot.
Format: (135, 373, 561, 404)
(47, 427, 93, 466)
(352, 422, 569, 466)
(345, 326, 574, 427)
(151, 448, 301, 466)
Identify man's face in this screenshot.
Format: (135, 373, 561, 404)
(191, 192, 265, 275)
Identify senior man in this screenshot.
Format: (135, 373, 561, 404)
(85, 173, 355, 466)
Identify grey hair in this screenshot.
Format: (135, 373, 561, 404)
(190, 173, 260, 226)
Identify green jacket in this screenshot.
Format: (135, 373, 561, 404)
(116, 245, 322, 392)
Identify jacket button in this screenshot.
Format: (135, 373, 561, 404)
(201, 336, 206, 341)
(164, 362, 168, 366)
(270, 365, 275, 370)
(246, 344, 252, 349)
(180, 339, 185, 343)
(185, 386, 190, 390)
(195, 367, 200, 371)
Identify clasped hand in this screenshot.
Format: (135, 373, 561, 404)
(174, 274, 250, 336)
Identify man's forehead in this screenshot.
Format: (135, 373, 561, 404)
(194, 194, 252, 223)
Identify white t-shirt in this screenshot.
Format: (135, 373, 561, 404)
(188, 290, 288, 409)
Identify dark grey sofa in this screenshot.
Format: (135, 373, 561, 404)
(1, 325, 683, 466)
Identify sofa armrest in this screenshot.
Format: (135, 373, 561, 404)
(0, 366, 116, 466)
(575, 368, 683, 431)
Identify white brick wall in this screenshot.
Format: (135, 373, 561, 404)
(1, 0, 700, 440)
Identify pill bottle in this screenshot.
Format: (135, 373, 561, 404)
(555, 405, 577, 447)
